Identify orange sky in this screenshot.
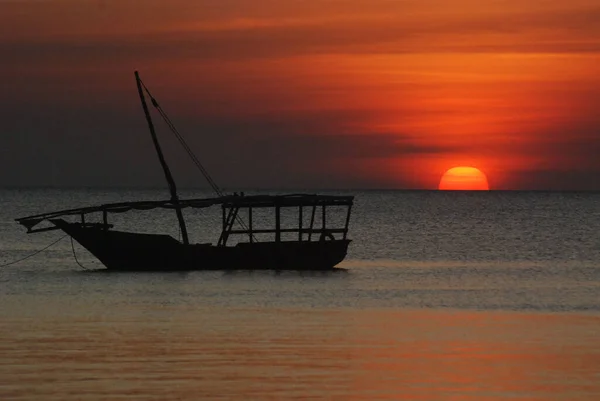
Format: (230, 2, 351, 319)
(2, 0, 600, 189)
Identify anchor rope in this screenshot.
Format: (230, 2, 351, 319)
(0, 235, 68, 267)
(70, 237, 90, 270)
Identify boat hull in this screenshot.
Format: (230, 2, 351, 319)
(54, 220, 350, 271)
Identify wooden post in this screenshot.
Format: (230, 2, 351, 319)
(308, 205, 316, 241)
(222, 206, 226, 232)
(298, 206, 303, 241)
(248, 207, 253, 243)
(275, 205, 281, 243)
(343, 204, 352, 239)
(218, 206, 227, 246)
(103, 210, 108, 231)
(223, 207, 238, 246)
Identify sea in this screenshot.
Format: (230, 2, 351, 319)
(0, 188, 599, 400)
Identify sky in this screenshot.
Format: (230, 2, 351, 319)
(2, 0, 600, 190)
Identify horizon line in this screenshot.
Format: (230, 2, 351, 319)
(1, 185, 599, 194)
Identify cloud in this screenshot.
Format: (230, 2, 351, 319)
(191, 130, 464, 189)
(2, 1, 600, 190)
(0, 103, 462, 188)
(519, 124, 600, 169)
(2, 103, 599, 189)
(232, 132, 459, 161)
(508, 169, 600, 191)
(2, 1, 600, 71)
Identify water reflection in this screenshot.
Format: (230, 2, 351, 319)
(348, 310, 600, 400)
(1, 307, 598, 400)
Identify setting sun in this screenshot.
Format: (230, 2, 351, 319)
(439, 167, 490, 190)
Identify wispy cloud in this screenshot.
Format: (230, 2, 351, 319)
(1, 0, 600, 189)
(3, 1, 600, 68)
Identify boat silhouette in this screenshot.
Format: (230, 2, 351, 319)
(16, 72, 353, 271)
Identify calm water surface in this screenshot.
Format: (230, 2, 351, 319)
(1, 189, 599, 400)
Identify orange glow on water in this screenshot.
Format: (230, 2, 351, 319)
(439, 166, 490, 190)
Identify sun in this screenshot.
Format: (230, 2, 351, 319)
(439, 166, 490, 190)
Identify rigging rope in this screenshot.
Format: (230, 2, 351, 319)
(0, 235, 68, 267)
(139, 79, 257, 242)
(140, 80, 222, 196)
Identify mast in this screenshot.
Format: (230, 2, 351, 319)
(134, 71, 190, 245)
